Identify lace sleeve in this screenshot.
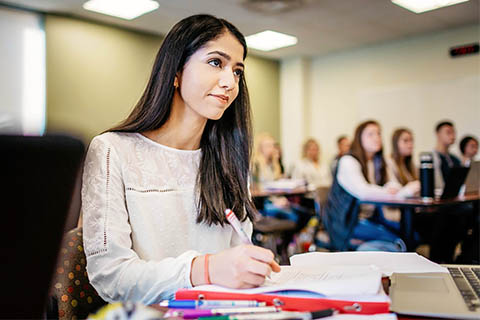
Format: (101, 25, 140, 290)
(81, 135, 200, 304)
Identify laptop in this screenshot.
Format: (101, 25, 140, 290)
(390, 265, 480, 319)
(0, 135, 85, 318)
(465, 161, 480, 194)
(440, 166, 470, 199)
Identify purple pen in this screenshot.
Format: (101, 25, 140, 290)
(165, 307, 279, 319)
(165, 308, 212, 319)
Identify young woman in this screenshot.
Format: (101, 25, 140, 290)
(323, 120, 419, 251)
(387, 128, 418, 186)
(459, 135, 479, 166)
(252, 133, 284, 184)
(251, 133, 302, 222)
(82, 14, 280, 304)
(291, 138, 330, 190)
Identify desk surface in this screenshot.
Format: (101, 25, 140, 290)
(360, 192, 480, 207)
(251, 186, 308, 198)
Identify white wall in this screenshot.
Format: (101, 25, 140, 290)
(281, 24, 480, 169)
(280, 57, 311, 171)
(0, 6, 46, 135)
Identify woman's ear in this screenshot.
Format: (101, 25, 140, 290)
(173, 76, 179, 89)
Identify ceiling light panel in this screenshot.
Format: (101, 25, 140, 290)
(246, 30, 298, 51)
(83, 0, 159, 20)
(391, 0, 469, 14)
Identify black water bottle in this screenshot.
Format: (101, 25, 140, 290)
(420, 152, 434, 201)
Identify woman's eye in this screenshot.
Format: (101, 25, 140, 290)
(208, 59, 221, 67)
(234, 69, 244, 77)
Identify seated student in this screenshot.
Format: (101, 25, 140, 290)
(82, 14, 280, 304)
(323, 120, 419, 252)
(386, 128, 418, 185)
(384, 128, 419, 224)
(459, 135, 479, 166)
(252, 133, 303, 222)
(432, 121, 463, 191)
(330, 135, 351, 177)
(430, 122, 474, 263)
(252, 133, 284, 184)
(458, 135, 479, 264)
(291, 138, 331, 190)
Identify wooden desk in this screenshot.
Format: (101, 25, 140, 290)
(359, 192, 480, 250)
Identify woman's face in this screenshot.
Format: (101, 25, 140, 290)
(465, 139, 479, 158)
(361, 124, 382, 155)
(176, 31, 244, 120)
(397, 131, 414, 157)
(305, 141, 319, 161)
(260, 137, 275, 160)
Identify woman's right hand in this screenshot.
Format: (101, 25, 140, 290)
(208, 244, 281, 289)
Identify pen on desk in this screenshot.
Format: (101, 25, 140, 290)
(159, 299, 266, 309)
(197, 308, 337, 320)
(165, 306, 280, 319)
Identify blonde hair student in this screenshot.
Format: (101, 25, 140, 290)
(252, 133, 283, 183)
(291, 138, 330, 189)
(82, 14, 279, 304)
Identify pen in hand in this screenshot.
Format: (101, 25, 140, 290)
(225, 209, 252, 244)
(224, 209, 281, 273)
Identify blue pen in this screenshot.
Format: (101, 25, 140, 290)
(159, 300, 267, 309)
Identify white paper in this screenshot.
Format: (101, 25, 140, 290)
(290, 252, 448, 276)
(193, 265, 382, 296)
(262, 179, 306, 190)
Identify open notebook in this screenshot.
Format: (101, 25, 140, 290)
(176, 265, 390, 314)
(289, 252, 447, 276)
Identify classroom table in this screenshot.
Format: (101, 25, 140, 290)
(359, 192, 480, 251)
(250, 186, 309, 199)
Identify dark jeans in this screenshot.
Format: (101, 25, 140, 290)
(456, 202, 479, 264)
(414, 203, 474, 264)
(352, 218, 401, 243)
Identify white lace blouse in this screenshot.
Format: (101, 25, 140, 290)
(81, 132, 252, 304)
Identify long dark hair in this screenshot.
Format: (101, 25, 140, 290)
(109, 14, 255, 226)
(349, 120, 387, 186)
(392, 128, 417, 185)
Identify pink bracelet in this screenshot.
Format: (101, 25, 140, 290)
(204, 254, 211, 285)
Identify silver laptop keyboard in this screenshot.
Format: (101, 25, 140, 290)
(448, 267, 480, 311)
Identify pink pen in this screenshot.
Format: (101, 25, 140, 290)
(225, 209, 280, 277)
(225, 209, 252, 244)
